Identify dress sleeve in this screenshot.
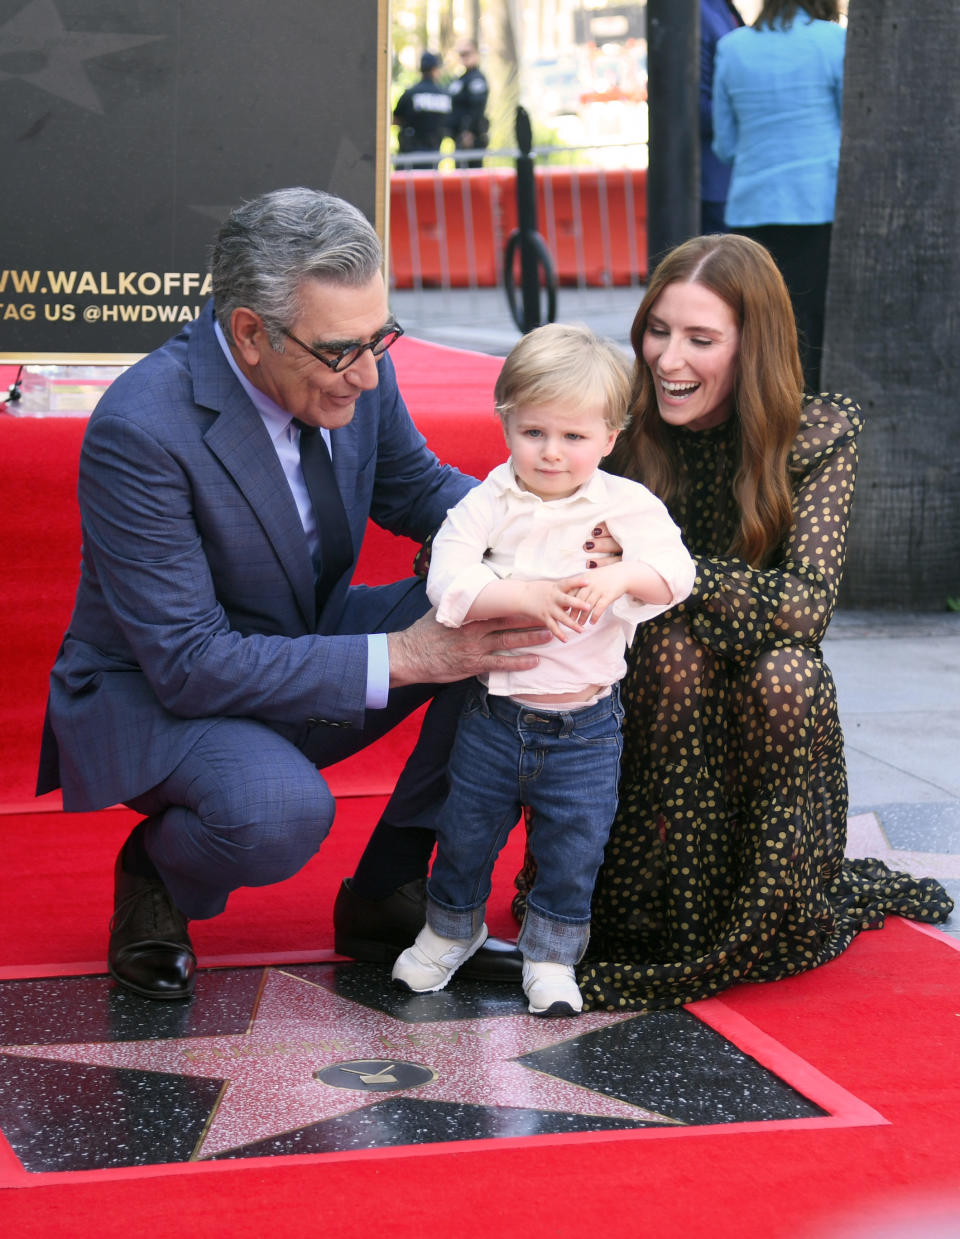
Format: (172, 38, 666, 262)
(685, 396, 862, 662)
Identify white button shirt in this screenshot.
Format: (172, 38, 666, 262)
(427, 461, 696, 698)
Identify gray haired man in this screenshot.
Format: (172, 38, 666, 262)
(38, 187, 555, 1000)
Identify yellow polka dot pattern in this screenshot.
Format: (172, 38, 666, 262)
(575, 395, 954, 1011)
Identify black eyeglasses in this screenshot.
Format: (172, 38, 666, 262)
(281, 321, 405, 372)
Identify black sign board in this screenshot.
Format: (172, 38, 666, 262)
(0, 0, 387, 360)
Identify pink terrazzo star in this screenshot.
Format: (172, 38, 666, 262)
(3, 967, 679, 1157)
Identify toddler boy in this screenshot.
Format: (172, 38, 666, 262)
(392, 324, 695, 1015)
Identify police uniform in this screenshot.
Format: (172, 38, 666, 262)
(394, 57, 453, 168)
(449, 64, 489, 167)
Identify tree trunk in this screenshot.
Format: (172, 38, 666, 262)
(646, 0, 700, 267)
(481, 0, 520, 152)
(823, 1, 960, 609)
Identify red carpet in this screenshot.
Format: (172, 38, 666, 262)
(0, 342, 505, 810)
(2, 349, 959, 1237)
(0, 798, 527, 968)
(0, 923, 957, 1239)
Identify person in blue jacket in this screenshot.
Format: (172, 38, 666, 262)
(712, 0, 846, 390)
(699, 0, 744, 234)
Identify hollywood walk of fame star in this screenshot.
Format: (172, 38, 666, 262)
(846, 812, 960, 884)
(1, 967, 680, 1159)
(0, 0, 164, 113)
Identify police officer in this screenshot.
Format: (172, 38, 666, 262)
(449, 40, 489, 168)
(393, 51, 453, 169)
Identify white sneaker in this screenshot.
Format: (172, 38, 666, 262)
(522, 960, 583, 1016)
(392, 923, 489, 993)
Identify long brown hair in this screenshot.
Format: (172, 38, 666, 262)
(609, 233, 803, 566)
(755, 1, 840, 29)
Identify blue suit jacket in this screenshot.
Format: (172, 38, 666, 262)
(38, 303, 474, 811)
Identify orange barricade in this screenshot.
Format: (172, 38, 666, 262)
(536, 167, 648, 286)
(389, 169, 513, 289)
(389, 167, 647, 290)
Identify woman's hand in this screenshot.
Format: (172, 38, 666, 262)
(420, 521, 623, 578)
(584, 521, 622, 569)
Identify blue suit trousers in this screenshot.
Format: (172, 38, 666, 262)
(126, 577, 464, 919)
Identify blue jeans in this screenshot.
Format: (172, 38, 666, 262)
(427, 680, 624, 965)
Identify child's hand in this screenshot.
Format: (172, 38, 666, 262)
(564, 563, 633, 625)
(517, 578, 593, 641)
(466, 561, 670, 638)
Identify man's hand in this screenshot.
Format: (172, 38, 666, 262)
(387, 609, 551, 688)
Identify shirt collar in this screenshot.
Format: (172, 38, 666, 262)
(214, 318, 293, 442)
(499, 459, 611, 505)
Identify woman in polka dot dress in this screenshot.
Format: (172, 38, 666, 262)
(515, 233, 953, 1010)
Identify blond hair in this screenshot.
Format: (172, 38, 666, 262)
(494, 323, 632, 433)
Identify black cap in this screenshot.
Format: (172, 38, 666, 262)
(420, 51, 441, 72)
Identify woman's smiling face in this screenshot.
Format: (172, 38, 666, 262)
(641, 280, 740, 431)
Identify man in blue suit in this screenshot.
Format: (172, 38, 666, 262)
(37, 187, 562, 1000)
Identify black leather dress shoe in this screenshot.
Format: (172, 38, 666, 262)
(108, 853, 196, 1000)
(333, 877, 523, 981)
